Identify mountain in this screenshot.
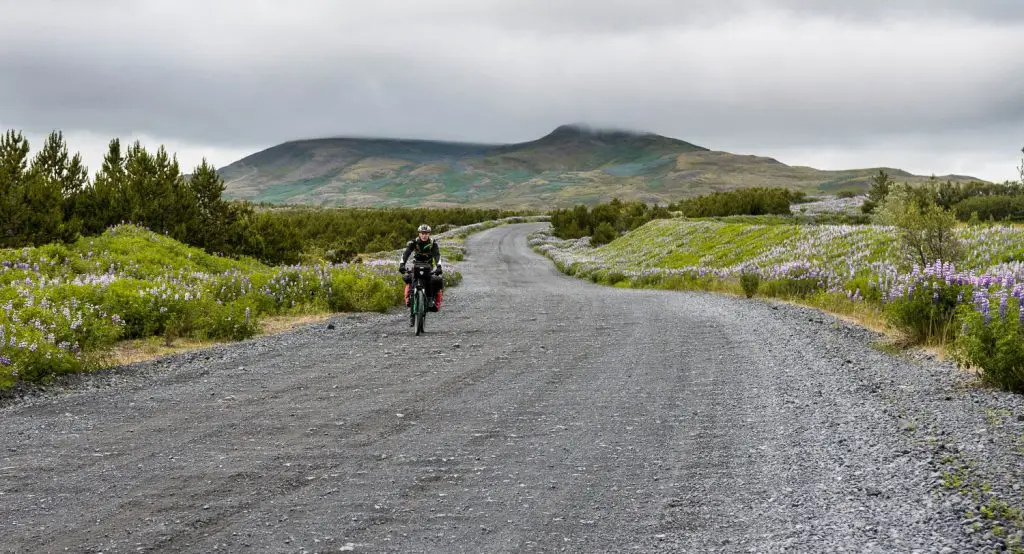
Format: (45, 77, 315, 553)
(217, 124, 982, 210)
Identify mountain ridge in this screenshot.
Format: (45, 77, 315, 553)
(217, 124, 983, 209)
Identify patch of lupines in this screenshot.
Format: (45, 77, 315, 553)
(0, 224, 413, 389)
(530, 220, 1024, 325)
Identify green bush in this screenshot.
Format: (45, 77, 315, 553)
(953, 300, 1024, 393)
(669, 187, 802, 217)
(845, 277, 882, 303)
(203, 300, 260, 341)
(590, 222, 618, 246)
(549, 198, 672, 239)
(739, 267, 761, 298)
(882, 280, 969, 345)
(328, 269, 402, 313)
(953, 195, 1024, 222)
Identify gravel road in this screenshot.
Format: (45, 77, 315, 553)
(2, 222, 1023, 553)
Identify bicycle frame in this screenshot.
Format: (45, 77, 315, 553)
(409, 263, 432, 335)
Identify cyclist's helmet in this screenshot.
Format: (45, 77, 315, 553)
(417, 224, 431, 233)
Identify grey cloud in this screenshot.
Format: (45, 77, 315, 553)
(1, 0, 1023, 182)
(374, 0, 1024, 30)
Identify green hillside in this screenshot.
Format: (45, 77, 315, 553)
(218, 124, 983, 210)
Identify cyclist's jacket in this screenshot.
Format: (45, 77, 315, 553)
(402, 237, 440, 267)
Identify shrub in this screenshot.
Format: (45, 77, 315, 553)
(739, 267, 761, 298)
(328, 269, 401, 313)
(590, 222, 618, 246)
(670, 187, 800, 218)
(760, 277, 822, 298)
(882, 279, 969, 345)
(953, 195, 1024, 222)
(953, 300, 1024, 393)
(203, 300, 260, 341)
(549, 198, 671, 240)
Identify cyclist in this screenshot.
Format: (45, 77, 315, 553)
(399, 224, 444, 311)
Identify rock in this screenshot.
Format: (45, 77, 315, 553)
(327, 323, 336, 330)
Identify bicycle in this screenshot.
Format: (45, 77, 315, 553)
(403, 262, 434, 335)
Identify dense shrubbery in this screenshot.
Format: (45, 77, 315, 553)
(952, 195, 1024, 222)
(862, 168, 1024, 222)
(258, 206, 529, 263)
(549, 188, 808, 245)
(668, 187, 805, 217)
(549, 198, 671, 244)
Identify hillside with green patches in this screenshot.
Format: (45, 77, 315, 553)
(219, 124, 979, 210)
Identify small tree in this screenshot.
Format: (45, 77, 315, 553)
(861, 169, 892, 214)
(186, 158, 232, 252)
(0, 130, 31, 246)
(28, 130, 88, 243)
(874, 183, 963, 268)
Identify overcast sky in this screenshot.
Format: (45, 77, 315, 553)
(2, 0, 1023, 183)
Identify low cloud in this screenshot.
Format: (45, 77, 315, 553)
(2, 1, 1022, 181)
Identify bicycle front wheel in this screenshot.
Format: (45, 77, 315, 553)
(415, 289, 426, 335)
